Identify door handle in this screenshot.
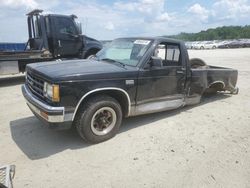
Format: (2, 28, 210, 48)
(176, 70, 184, 74)
(58, 40, 62, 48)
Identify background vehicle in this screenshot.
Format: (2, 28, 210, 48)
(0, 9, 102, 75)
(22, 37, 238, 143)
(217, 40, 248, 48)
(192, 41, 203, 49)
(200, 41, 217, 49)
(185, 41, 193, 49)
(227, 40, 246, 48)
(243, 39, 250, 47)
(217, 40, 231, 48)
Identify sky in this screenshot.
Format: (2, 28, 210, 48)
(0, 0, 250, 42)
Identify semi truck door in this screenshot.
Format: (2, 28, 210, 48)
(135, 43, 186, 115)
(54, 17, 82, 57)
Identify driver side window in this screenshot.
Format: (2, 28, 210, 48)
(56, 17, 77, 35)
(154, 43, 181, 66)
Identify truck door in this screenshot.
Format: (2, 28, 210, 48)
(135, 43, 186, 115)
(54, 16, 82, 56)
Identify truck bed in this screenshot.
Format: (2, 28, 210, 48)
(191, 65, 238, 93)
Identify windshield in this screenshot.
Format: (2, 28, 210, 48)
(96, 38, 152, 66)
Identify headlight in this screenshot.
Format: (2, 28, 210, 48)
(43, 82, 60, 102)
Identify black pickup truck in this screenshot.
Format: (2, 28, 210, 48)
(22, 37, 238, 143)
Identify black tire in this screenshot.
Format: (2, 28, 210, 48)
(84, 49, 100, 59)
(190, 58, 207, 68)
(74, 95, 122, 144)
(86, 54, 96, 59)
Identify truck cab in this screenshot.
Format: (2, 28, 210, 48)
(26, 9, 101, 58)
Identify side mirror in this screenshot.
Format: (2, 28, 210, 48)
(67, 33, 79, 38)
(76, 22, 82, 34)
(150, 56, 162, 68)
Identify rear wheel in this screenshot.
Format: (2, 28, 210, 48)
(190, 58, 207, 68)
(74, 95, 122, 143)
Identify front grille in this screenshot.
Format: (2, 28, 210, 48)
(26, 71, 44, 99)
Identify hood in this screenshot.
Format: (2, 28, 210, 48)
(27, 59, 134, 81)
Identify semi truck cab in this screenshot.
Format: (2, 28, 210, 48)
(27, 9, 84, 57)
(0, 9, 102, 75)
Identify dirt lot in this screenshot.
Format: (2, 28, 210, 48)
(0, 48, 250, 188)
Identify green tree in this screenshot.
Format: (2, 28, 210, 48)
(165, 25, 250, 41)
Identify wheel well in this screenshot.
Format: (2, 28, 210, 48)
(73, 90, 130, 120)
(84, 48, 100, 58)
(204, 81, 225, 93)
(209, 81, 225, 90)
(190, 58, 207, 69)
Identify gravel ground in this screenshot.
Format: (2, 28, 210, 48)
(0, 48, 250, 188)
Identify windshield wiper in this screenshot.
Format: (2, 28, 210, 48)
(99, 58, 126, 67)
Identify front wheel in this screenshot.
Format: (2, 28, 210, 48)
(74, 95, 122, 143)
(86, 54, 96, 59)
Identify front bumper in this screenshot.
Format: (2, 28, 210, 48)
(22, 84, 73, 129)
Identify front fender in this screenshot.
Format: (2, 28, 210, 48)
(82, 36, 103, 58)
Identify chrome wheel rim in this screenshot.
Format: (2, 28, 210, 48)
(91, 107, 117, 136)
